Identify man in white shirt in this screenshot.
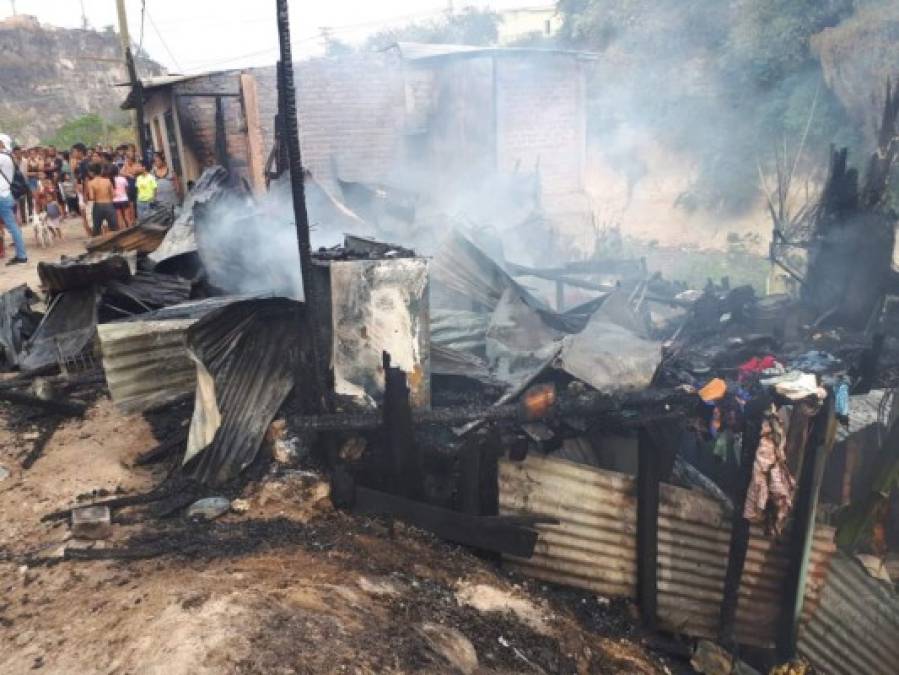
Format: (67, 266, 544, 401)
(0, 133, 28, 264)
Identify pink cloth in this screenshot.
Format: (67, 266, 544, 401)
(743, 405, 795, 535)
(113, 175, 128, 203)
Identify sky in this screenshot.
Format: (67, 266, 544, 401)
(0, 0, 551, 73)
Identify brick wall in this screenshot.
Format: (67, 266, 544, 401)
(251, 53, 406, 188)
(173, 71, 249, 182)
(495, 56, 585, 195)
(170, 52, 586, 205)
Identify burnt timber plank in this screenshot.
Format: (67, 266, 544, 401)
(352, 485, 539, 558)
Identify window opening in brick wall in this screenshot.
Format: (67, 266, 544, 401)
(164, 110, 183, 177)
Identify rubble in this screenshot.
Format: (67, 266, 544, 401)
(3, 64, 899, 675)
(70, 505, 112, 540)
(186, 497, 231, 520)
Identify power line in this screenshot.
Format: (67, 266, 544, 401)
(138, 0, 147, 55)
(146, 7, 184, 73)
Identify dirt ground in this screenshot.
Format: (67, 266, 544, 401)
(0, 394, 682, 674)
(0, 215, 91, 293)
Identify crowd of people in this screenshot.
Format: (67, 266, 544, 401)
(0, 135, 182, 265)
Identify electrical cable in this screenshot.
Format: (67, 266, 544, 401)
(138, 0, 147, 55)
(146, 7, 184, 73)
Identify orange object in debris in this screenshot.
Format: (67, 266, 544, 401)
(699, 378, 727, 402)
(521, 383, 556, 420)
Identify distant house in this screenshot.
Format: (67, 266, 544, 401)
(496, 5, 563, 45)
(121, 43, 594, 227)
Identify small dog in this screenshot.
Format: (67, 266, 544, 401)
(31, 211, 52, 248)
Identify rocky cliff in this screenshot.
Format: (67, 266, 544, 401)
(0, 15, 164, 146)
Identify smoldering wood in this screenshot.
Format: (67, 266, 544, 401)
(635, 422, 680, 630)
(291, 389, 692, 433)
(347, 484, 546, 558)
(0, 389, 88, 416)
(382, 352, 421, 499)
(134, 429, 190, 466)
(0, 371, 104, 392)
(717, 398, 767, 646)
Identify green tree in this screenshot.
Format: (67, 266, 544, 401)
(555, 0, 863, 214)
(43, 114, 134, 149)
(365, 7, 501, 50)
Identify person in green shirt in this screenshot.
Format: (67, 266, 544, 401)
(134, 162, 157, 221)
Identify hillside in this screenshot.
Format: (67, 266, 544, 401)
(0, 15, 164, 146)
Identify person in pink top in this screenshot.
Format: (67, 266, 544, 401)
(111, 164, 132, 228)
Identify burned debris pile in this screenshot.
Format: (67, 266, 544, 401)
(4, 89, 899, 675)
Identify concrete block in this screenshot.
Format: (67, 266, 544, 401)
(71, 505, 112, 540)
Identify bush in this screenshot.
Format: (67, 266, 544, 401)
(43, 114, 134, 149)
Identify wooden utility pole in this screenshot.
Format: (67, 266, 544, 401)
(115, 0, 145, 155)
(275, 0, 329, 413)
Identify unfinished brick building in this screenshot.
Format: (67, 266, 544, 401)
(122, 42, 593, 232)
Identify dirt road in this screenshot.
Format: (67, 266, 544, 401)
(0, 395, 676, 674)
(0, 216, 91, 293)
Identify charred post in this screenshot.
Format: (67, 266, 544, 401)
(274, 0, 328, 413)
(636, 426, 661, 630)
(717, 398, 767, 646)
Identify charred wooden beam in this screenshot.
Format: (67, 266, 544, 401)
(717, 396, 768, 646)
(635, 422, 679, 630)
(291, 389, 691, 433)
(636, 426, 661, 630)
(346, 484, 546, 558)
(275, 0, 328, 414)
(0, 389, 87, 416)
(382, 352, 420, 499)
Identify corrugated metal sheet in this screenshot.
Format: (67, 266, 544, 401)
(184, 297, 302, 486)
(797, 553, 899, 675)
(86, 221, 172, 254)
(499, 455, 836, 647)
(391, 41, 599, 62)
(37, 252, 136, 293)
(18, 288, 98, 373)
(103, 271, 192, 314)
(97, 296, 249, 413)
(0, 284, 39, 369)
(98, 319, 198, 413)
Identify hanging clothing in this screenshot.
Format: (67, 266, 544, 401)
(744, 404, 796, 535)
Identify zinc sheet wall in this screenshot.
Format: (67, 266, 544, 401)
(797, 553, 899, 675)
(98, 319, 198, 413)
(499, 455, 836, 648)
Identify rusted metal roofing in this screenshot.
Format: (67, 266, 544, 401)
(97, 296, 249, 413)
(98, 319, 198, 413)
(37, 252, 136, 293)
(0, 284, 39, 369)
(498, 454, 837, 648)
(390, 41, 598, 62)
(86, 222, 172, 255)
(103, 271, 192, 315)
(797, 552, 899, 675)
(183, 297, 302, 486)
(18, 287, 98, 373)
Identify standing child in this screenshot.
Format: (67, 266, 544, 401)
(134, 162, 157, 220)
(44, 193, 63, 240)
(111, 165, 131, 228)
(60, 172, 78, 217)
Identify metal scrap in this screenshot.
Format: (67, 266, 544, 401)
(183, 297, 302, 486)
